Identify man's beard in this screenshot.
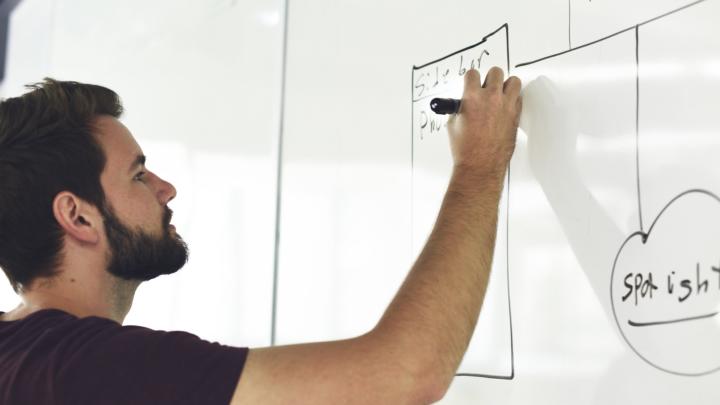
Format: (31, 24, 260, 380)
(100, 202, 189, 281)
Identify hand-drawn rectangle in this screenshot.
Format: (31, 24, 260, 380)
(411, 24, 514, 379)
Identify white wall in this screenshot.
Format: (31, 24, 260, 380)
(1, 0, 284, 348)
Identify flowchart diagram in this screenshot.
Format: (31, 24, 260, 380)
(411, 0, 720, 378)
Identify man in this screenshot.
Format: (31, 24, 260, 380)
(0, 67, 521, 404)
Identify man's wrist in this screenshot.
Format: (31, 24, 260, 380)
(449, 164, 507, 195)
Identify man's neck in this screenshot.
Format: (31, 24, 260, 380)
(4, 274, 140, 324)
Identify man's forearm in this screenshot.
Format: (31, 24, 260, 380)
(233, 68, 519, 404)
(372, 168, 505, 395)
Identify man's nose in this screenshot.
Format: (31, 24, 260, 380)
(153, 172, 177, 204)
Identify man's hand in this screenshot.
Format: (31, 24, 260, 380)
(448, 67, 522, 184)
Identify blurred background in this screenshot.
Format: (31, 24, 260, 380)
(0, 0, 285, 348)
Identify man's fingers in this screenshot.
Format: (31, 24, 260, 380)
(503, 76, 522, 99)
(483, 66, 504, 90)
(515, 96, 523, 126)
(463, 69, 481, 94)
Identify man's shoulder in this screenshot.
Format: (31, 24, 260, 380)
(0, 311, 248, 404)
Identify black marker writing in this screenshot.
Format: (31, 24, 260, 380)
(419, 110, 446, 140)
(415, 74, 426, 99)
(458, 50, 491, 77)
(697, 263, 709, 295)
(667, 271, 675, 294)
(679, 279, 692, 302)
(624, 260, 720, 305)
(459, 55, 467, 76)
(623, 272, 658, 305)
(478, 50, 490, 70)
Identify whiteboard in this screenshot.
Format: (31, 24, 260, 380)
(4, 0, 720, 402)
(277, 0, 720, 403)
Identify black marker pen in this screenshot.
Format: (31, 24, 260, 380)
(430, 98, 461, 115)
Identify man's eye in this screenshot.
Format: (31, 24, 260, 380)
(134, 171, 147, 181)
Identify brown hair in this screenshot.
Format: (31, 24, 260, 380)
(0, 78, 123, 291)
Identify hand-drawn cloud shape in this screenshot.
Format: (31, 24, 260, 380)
(611, 189, 720, 376)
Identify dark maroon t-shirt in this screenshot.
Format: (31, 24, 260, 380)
(0, 309, 248, 404)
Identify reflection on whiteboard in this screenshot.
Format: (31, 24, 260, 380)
(518, 0, 720, 377)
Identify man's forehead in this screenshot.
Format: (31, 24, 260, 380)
(92, 116, 144, 168)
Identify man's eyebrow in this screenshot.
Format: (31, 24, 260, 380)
(128, 154, 146, 173)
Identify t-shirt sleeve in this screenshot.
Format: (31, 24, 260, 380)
(52, 318, 248, 405)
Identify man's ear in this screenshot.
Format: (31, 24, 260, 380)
(52, 191, 102, 244)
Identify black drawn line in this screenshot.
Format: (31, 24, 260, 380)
(506, 29, 515, 381)
(506, 23, 511, 76)
(635, 26, 644, 232)
(517, 26, 633, 67)
(516, 0, 708, 67)
(505, 169, 515, 380)
(647, 190, 720, 236)
(410, 65, 415, 267)
(629, 311, 719, 327)
(413, 23, 508, 70)
(456, 372, 514, 380)
(640, 0, 707, 26)
(610, 189, 720, 376)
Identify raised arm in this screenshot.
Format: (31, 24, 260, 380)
(231, 67, 521, 405)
